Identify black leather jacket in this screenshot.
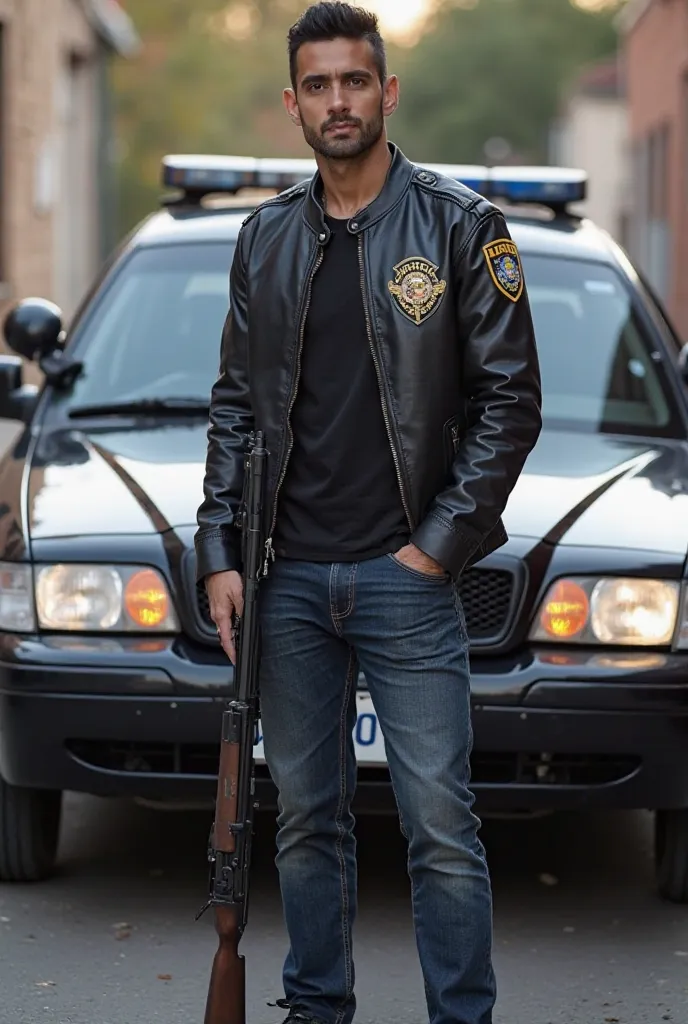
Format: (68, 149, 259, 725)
(195, 144, 542, 581)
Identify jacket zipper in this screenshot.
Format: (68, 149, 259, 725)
(357, 233, 414, 532)
(262, 244, 325, 577)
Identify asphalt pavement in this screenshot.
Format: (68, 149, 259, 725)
(1, 795, 687, 1024)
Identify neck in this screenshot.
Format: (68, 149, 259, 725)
(317, 137, 392, 220)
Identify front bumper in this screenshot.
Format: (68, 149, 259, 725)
(1, 634, 688, 812)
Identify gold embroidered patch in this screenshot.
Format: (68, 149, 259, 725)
(388, 257, 447, 325)
(482, 238, 523, 302)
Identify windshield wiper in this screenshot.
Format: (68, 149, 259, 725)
(68, 397, 210, 419)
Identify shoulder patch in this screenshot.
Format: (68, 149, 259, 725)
(482, 238, 523, 302)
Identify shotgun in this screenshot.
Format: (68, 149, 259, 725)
(196, 429, 269, 1024)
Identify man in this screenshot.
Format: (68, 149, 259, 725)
(195, 4, 542, 1024)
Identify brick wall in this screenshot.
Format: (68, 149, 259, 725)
(623, 0, 688, 337)
(0, 0, 100, 381)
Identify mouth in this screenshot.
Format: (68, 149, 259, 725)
(325, 122, 359, 134)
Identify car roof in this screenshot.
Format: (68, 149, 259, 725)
(130, 198, 622, 267)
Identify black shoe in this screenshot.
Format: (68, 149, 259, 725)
(270, 998, 327, 1024)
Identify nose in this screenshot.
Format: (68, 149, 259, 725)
(328, 85, 350, 117)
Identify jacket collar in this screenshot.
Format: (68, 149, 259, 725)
(303, 142, 415, 239)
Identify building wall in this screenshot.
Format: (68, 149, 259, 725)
(623, 0, 688, 336)
(551, 94, 630, 244)
(0, 0, 104, 368)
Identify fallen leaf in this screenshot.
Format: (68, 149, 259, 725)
(604, 1018, 619, 1023)
(157, 973, 172, 981)
(539, 872, 559, 886)
(35, 981, 56, 988)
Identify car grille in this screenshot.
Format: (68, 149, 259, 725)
(456, 567, 516, 642)
(183, 553, 520, 651)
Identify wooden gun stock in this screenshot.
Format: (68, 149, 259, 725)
(204, 907, 246, 1024)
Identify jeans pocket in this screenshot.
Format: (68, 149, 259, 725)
(387, 552, 449, 583)
(451, 583, 470, 647)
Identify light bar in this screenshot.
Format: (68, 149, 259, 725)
(161, 154, 587, 207)
(429, 164, 588, 204)
(162, 154, 317, 195)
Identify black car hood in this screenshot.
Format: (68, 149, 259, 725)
(25, 423, 688, 557)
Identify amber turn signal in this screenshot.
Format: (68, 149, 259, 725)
(539, 580, 589, 639)
(124, 568, 170, 628)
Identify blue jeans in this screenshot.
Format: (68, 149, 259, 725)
(258, 553, 496, 1024)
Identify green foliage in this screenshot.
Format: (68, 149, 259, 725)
(111, 0, 624, 235)
(112, 0, 309, 231)
(390, 0, 623, 165)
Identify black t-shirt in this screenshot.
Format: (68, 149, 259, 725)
(273, 215, 409, 562)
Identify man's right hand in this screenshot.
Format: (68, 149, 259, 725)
(205, 570, 244, 664)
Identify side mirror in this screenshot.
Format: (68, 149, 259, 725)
(0, 354, 39, 423)
(3, 297, 83, 389)
(3, 297, 64, 362)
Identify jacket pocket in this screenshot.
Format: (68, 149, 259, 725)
(443, 415, 462, 469)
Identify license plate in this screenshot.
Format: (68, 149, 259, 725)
(253, 691, 387, 766)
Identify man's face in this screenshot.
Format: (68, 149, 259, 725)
(284, 38, 399, 160)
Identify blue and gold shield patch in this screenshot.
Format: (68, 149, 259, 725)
(482, 238, 523, 302)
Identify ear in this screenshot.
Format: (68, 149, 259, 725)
(283, 88, 302, 127)
(382, 74, 400, 118)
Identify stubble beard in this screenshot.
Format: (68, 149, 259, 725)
(301, 103, 385, 161)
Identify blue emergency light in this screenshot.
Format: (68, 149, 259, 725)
(426, 164, 588, 205)
(161, 154, 587, 209)
(162, 154, 318, 195)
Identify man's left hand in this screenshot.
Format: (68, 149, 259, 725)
(395, 543, 446, 576)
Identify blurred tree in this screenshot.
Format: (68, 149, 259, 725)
(389, 0, 624, 165)
(111, 0, 625, 235)
(111, 0, 309, 232)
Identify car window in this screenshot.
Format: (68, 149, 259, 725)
(65, 242, 235, 405)
(521, 254, 683, 437)
(60, 240, 683, 439)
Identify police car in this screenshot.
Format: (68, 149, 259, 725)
(2, 155, 688, 903)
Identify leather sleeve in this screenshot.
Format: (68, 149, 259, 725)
(410, 208, 543, 576)
(194, 222, 255, 582)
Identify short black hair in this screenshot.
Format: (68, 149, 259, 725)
(288, 2, 387, 91)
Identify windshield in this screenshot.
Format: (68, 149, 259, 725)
(522, 254, 682, 437)
(62, 241, 683, 438)
(65, 242, 235, 407)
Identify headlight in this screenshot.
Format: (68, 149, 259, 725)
(35, 564, 179, 632)
(530, 576, 680, 647)
(0, 563, 36, 631)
